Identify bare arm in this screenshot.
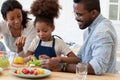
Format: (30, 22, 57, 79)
(26, 51, 34, 57)
(52, 51, 80, 64)
(41, 57, 95, 74)
(60, 51, 80, 63)
(24, 51, 34, 62)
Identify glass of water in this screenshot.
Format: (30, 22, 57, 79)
(76, 63, 88, 80)
(4, 51, 18, 64)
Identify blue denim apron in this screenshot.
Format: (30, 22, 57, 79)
(34, 37, 56, 59)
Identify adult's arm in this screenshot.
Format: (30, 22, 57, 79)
(23, 21, 36, 53)
(89, 31, 116, 75)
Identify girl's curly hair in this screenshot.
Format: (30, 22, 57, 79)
(30, 0, 61, 20)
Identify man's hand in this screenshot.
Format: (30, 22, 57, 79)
(41, 58, 62, 71)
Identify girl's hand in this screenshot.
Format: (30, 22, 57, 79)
(39, 55, 50, 60)
(24, 55, 32, 63)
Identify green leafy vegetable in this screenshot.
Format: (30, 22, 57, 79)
(27, 56, 42, 67)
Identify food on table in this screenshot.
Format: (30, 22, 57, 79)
(0, 56, 9, 68)
(22, 68, 29, 74)
(27, 56, 42, 67)
(14, 69, 21, 74)
(14, 68, 45, 75)
(21, 35, 26, 39)
(13, 56, 24, 64)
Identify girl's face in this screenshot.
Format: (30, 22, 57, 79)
(35, 22, 54, 41)
(5, 9, 23, 29)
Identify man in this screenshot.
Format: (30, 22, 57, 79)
(41, 0, 117, 75)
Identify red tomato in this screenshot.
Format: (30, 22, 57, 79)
(22, 68, 29, 74)
(33, 70, 38, 75)
(14, 70, 17, 74)
(29, 70, 34, 74)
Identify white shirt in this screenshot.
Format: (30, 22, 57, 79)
(28, 36, 71, 56)
(0, 20, 36, 54)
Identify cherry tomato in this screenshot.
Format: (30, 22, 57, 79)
(33, 70, 38, 75)
(29, 70, 34, 74)
(14, 70, 17, 74)
(22, 68, 29, 74)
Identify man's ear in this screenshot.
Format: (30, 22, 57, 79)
(90, 10, 99, 19)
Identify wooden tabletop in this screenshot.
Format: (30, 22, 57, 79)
(0, 67, 120, 80)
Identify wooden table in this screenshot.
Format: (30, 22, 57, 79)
(0, 67, 120, 80)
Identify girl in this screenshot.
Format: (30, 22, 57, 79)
(25, 0, 79, 63)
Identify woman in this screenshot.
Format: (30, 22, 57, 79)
(0, 0, 36, 56)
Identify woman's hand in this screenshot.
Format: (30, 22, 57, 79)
(15, 35, 26, 52)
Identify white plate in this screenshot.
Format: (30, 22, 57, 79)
(10, 68, 51, 79)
